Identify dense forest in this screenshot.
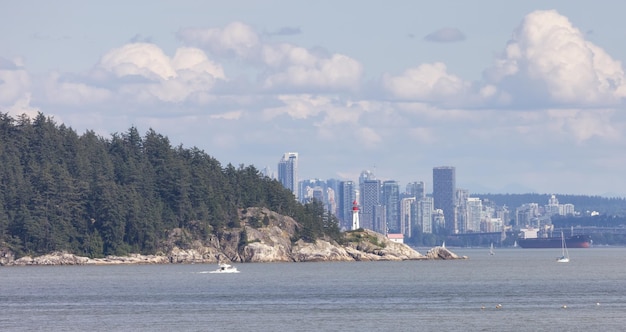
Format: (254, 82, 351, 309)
(0, 112, 341, 258)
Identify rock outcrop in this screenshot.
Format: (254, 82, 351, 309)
(0, 207, 466, 266)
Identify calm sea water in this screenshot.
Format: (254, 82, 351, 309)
(2, 247, 626, 332)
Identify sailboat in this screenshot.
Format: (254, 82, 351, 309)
(489, 242, 495, 256)
(556, 231, 570, 263)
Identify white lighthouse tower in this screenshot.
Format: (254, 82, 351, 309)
(351, 200, 360, 230)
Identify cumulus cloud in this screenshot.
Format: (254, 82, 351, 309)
(262, 50, 363, 91)
(178, 22, 363, 92)
(484, 9, 626, 106)
(382, 62, 470, 102)
(95, 43, 225, 103)
(99, 43, 175, 80)
(424, 27, 466, 43)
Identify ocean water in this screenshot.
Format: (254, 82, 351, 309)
(2, 247, 626, 332)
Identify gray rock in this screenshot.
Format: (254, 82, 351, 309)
(0, 207, 466, 266)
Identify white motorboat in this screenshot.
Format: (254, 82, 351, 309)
(209, 262, 240, 273)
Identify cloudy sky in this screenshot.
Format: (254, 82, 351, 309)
(2, 1, 626, 197)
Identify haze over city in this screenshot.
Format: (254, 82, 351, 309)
(2, 1, 626, 197)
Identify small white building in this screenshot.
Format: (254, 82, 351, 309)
(387, 233, 404, 244)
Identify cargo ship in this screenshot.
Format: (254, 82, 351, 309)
(518, 234, 591, 249)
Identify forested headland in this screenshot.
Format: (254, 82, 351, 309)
(0, 112, 341, 259)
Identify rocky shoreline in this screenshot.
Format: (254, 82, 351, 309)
(1, 208, 468, 266)
(1, 244, 466, 266)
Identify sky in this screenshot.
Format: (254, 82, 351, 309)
(2, 1, 626, 197)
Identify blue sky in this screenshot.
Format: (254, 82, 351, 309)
(2, 1, 626, 196)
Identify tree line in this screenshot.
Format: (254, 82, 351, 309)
(0, 112, 341, 258)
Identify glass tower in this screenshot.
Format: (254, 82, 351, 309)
(278, 152, 298, 200)
(433, 166, 456, 234)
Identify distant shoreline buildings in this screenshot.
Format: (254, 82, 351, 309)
(277, 152, 576, 241)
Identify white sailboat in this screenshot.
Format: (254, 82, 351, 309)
(489, 242, 495, 256)
(557, 231, 570, 263)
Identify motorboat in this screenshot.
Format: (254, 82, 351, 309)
(209, 262, 240, 273)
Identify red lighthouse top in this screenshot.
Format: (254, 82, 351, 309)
(352, 200, 359, 211)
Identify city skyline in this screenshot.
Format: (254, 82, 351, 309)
(3, 2, 626, 197)
(294, 163, 583, 241)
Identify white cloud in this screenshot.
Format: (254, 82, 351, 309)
(177, 21, 260, 59)
(99, 43, 177, 80)
(171, 47, 225, 79)
(546, 108, 620, 142)
(179, 22, 364, 92)
(0, 59, 31, 104)
(262, 94, 328, 120)
(0, 93, 40, 119)
(484, 9, 626, 106)
(44, 72, 111, 105)
(262, 51, 363, 91)
(94, 43, 225, 103)
(382, 62, 471, 102)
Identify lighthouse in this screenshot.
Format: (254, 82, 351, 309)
(351, 200, 360, 230)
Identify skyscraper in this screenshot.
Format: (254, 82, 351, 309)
(278, 152, 298, 199)
(433, 166, 456, 234)
(360, 179, 381, 230)
(382, 180, 400, 233)
(338, 180, 356, 230)
(400, 197, 415, 237)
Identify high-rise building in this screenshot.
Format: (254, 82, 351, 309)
(417, 197, 434, 233)
(406, 181, 425, 199)
(338, 181, 356, 230)
(433, 166, 456, 234)
(278, 152, 298, 199)
(360, 179, 381, 230)
(372, 204, 386, 234)
(455, 189, 469, 233)
(400, 197, 415, 237)
(382, 180, 400, 233)
(466, 197, 482, 232)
